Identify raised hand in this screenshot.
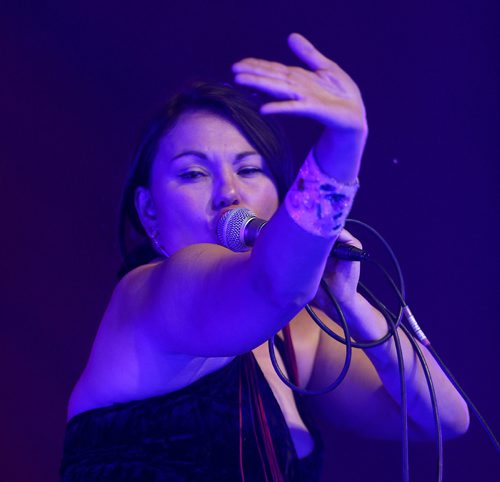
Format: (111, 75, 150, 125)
(232, 33, 367, 135)
(232, 33, 367, 181)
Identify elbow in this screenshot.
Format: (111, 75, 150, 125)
(258, 279, 310, 316)
(442, 402, 470, 440)
(416, 400, 470, 441)
(409, 393, 470, 442)
(270, 281, 313, 314)
(248, 261, 313, 315)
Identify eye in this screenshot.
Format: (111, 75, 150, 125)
(179, 170, 207, 181)
(238, 167, 263, 177)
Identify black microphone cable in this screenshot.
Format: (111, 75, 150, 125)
(347, 219, 500, 457)
(270, 216, 499, 480)
(402, 324, 443, 481)
(268, 281, 353, 395)
(218, 209, 411, 478)
(300, 217, 439, 481)
(218, 209, 499, 476)
(301, 279, 410, 482)
(359, 281, 443, 482)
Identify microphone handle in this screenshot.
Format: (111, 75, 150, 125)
(243, 217, 368, 261)
(331, 243, 369, 261)
(243, 217, 267, 247)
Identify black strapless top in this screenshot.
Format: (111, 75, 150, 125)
(60, 348, 323, 481)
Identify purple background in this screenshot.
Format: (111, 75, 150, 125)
(1, 1, 498, 480)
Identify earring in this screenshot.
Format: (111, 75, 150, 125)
(150, 230, 170, 258)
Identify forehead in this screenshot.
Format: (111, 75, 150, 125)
(157, 110, 255, 159)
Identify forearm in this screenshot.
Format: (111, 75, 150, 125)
(330, 293, 470, 438)
(315, 126, 366, 183)
(249, 128, 365, 311)
(250, 205, 335, 306)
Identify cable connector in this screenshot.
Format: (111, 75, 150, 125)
(403, 305, 430, 346)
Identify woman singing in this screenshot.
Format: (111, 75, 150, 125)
(60, 33, 469, 481)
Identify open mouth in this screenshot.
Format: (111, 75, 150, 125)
(212, 206, 239, 232)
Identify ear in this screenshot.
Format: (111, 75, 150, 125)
(135, 187, 158, 237)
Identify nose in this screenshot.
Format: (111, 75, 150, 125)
(212, 171, 240, 210)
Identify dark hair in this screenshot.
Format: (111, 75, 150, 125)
(118, 81, 294, 278)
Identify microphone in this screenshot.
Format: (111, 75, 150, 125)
(217, 207, 369, 261)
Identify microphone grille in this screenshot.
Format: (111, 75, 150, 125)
(217, 208, 256, 252)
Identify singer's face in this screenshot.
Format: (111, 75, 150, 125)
(145, 110, 279, 253)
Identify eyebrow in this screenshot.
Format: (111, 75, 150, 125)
(170, 150, 260, 163)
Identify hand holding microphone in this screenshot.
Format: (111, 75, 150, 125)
(217, 207, 368, 261)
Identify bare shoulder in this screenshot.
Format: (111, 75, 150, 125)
(109, 244, 264, 356)
(67, 267, 234, 420)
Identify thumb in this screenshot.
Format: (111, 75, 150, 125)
(287, 33, 331, 70)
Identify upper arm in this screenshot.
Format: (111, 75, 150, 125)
(114, 244, 303, 357)
(113, 204, 340, 358)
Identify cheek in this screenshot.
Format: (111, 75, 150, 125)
(155, 185, 210, 224)
(255, 182, 279, 218)
(266, 198, 280, 218)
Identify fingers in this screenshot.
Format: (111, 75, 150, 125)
(232, 59, 300, 98)
(260, 101, 304, 115)
(233, 60, 314, 104)
(233, 34, 352, 94)
(289, 33, 353, 86)
(232, 59, 314, 90)
(233, 72, 302, 100)
(232, 58, 290, 80)
(233, 34, 334, 76)
(231, 34, 366, 132)
(336, 228, 362, 249)
(287, 33, 332, 71)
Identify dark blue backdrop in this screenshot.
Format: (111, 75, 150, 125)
(1, 1, 498, 480)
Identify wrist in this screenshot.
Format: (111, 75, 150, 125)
(337, 292, 369, 317)
(315, 127, 367, 183)
(338, 293, 388, 342)
(285, 149, 359, 238)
